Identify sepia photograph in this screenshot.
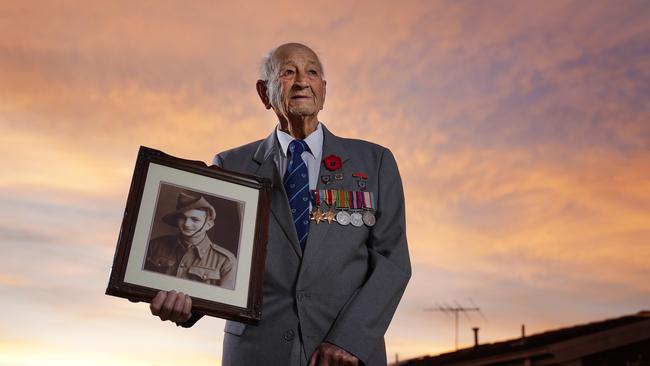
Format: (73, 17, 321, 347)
(3, 2, 649, 365)
(143, 183, 243, 291)
(105, 146, 271, 323)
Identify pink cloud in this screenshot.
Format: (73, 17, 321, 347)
(1, 1, 649, 363)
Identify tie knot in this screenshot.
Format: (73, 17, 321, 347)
(288, 139, 308, 156)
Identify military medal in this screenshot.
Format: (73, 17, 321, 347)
(324, 209, 337, 224)
(320, 175, 331, 184)
(334, 189, 351, 226)
(310, 191, 324, 224)
(350, 212, 363, 227)
(361, 191, 377, 227)
(362, 211, 376, 227)
(334, 173, 344, 180)
(335, 210, 351, 225)
(312, 189, 338, 225)
(310, 208, 325, 224)
(313, 189, 377, 227)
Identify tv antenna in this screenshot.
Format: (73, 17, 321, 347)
(424, 299, 486, 350)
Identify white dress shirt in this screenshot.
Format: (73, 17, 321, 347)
(275, 122, 323, 192)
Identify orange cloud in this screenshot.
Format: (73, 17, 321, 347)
(404, 146, 650, 292)
(1, 1, 649, 364)
(0, 273, 33, 288)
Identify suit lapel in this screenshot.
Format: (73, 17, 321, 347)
(299, 125, 358, 277)
(253, 131, 302, 259)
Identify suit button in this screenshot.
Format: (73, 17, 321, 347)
(283, 329, 295, 342)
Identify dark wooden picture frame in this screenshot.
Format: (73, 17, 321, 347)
(106, 146, 271, 324)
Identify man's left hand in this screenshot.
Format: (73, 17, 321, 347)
(309, 342, 359, 366)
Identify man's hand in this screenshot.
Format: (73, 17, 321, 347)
(309, 342, 359, 366)
(150, 290, 192, 324)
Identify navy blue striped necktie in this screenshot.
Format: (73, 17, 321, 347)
(284, 139, 310, 251)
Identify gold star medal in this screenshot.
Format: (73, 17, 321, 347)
(310, 208, 325, 224)
(324, 209, 337, 224)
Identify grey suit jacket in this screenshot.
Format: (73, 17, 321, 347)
(205, 124, 410, 365)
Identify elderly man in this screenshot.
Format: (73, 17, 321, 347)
(149, 43, 411, 366)
(145, 191, 237, 289)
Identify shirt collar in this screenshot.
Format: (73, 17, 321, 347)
(178, 233, 212, 260)
(276, 122, 323, 160)
(193, 234, 212, 260)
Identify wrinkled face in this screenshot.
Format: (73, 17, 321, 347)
(269, 45, 326, 119)
(176, 209, 212, 237)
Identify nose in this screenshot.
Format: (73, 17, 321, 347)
(294, 70, 308, 87)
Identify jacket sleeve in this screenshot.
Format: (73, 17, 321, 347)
(219, 257, 237, 290)
(324, 148, 412, 362)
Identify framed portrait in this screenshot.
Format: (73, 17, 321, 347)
(106, 146, 271, 324)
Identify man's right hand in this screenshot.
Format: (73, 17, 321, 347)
(150, 290, 193, 324)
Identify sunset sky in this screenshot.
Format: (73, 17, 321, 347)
(1, 1, 649, 365)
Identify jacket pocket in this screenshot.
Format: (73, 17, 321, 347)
(188, 266, 221, 281)
(224, 320, 246, 336)
(145, 256, 176, 274)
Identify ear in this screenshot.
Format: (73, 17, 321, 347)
(321, 79, 327, 110)
(256, 80, 272, 110)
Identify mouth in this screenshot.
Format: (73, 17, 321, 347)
(290, 95, 312, 100)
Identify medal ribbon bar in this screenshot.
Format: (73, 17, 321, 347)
(312, 189, 376, 210)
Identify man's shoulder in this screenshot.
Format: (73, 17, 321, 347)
(147, 235, 179, 255)
(329, 132, 402, 177)
(149, 235, 178, 245)
(333, 133, 394, 166)
(208, 242, 237, 262)
(339, 136, 387, 154)
(212, 138, 266, 166)
(218, 138, 266, 159)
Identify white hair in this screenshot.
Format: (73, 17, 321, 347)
(258, 44, 325, 81)
(259, 50, 276, 82)
(259, 50, 282, 116)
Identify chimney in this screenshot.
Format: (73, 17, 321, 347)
(473, 327, 480, 347)
(521, 324, 526, 338)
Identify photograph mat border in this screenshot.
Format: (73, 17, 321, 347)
(123, 162, 259, 307)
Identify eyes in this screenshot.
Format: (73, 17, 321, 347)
(179, 217, 203, 224)
(281, 69, 295, 77)
(280, 68, 320, 78)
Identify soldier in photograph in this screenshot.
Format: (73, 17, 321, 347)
(144, 191, 237, 290)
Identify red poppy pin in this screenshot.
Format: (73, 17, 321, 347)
(324, 154, 343, 171)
